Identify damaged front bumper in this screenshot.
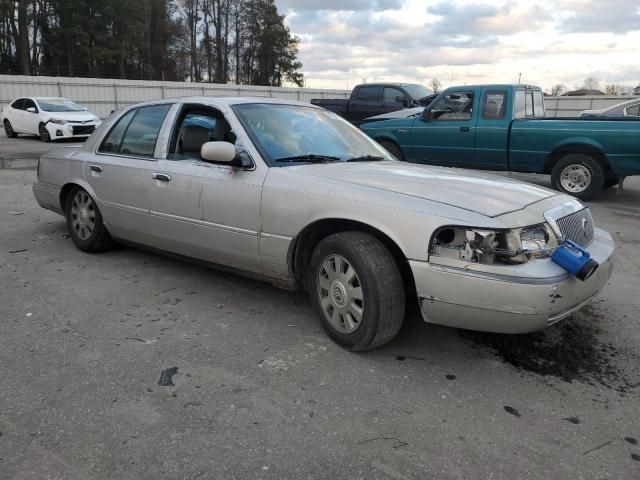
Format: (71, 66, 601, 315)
(412, 227, 614, 334)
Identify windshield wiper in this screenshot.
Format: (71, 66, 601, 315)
(275, 154, 341, 163)
(345, 155, 385, 162)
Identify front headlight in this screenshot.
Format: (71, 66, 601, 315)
(430, 224, 558, 265)
(50, 118, 67, 125)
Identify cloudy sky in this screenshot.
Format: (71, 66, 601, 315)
(278, 0, 640, 92)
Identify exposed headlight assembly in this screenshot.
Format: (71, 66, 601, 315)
(430, 225, 558, 265)
(50, 118, 67, 125)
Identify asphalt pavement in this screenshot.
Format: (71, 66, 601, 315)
(1, 135, 639, 479)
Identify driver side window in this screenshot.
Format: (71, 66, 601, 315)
(430, 92, 474, 121)
(168, 107, 238, 161)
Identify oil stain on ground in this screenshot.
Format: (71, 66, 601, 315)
(459, 306, 639, 394)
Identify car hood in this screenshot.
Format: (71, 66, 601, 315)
(290, 161, 558, 217)
(42, 111, 99, 122)
(363, 107, 424, 121)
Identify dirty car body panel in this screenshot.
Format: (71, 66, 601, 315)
(33, 96, 615, 343)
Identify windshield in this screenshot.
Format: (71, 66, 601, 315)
(402, 84, 434, 100)
(38, 99, 86, 112)
(233, 104, 394, 165)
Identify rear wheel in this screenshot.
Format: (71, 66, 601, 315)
(65, 187, 115, 252)
(550, 153, 605, 201)
(308, 231, 405, 351)
(378, 140, 404, 161)
(39, 123, 51, 142)
(4, 119, 17, 138)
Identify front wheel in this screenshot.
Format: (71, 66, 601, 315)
(308, 231, 405, 351)
(550, 153, 605, 201)
(378, 140, 404, 161)
(4, 119, 17, 138)
(65, 187, 115, 252)
(39, 123, 51, 142)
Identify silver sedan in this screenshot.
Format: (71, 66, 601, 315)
(33, 97, 615, 350)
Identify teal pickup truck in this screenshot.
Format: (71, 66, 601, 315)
(359, 84, 640, 200)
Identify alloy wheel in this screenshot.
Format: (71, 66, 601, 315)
(560, 164, 591, 193)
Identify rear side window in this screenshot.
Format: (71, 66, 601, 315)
(356, 86, 380, 101)
(99, 109, 137, 154)
(99, 104, 171, 157)
(482, 91, 506, 119)
(23, 99, 37, 111)
(11, 98, 25, 110)
(514, 90, 544, 119)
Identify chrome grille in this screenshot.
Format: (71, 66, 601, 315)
(556, 208, 594, 247)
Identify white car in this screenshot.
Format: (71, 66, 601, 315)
(1, 97, 101, 142)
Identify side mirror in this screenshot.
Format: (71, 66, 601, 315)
(26, 107, 36, 113)
(421, 107, 432, 121)
(201, 141, 242, 166)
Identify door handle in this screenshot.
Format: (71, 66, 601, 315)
(89, 165, 103, 173)
(152, 173, 171, 182)
(460, 127, 471, 132)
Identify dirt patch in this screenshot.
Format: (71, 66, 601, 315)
(459, 306, 638, 394)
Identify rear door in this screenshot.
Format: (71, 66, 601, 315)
(473, 89, 510, 169)
(83, 103, 173, 243)
(410, 90, 478, 165)
(348, 86, 382, 121)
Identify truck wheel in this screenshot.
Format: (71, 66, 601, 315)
(378, 141, 404, 161)
(308, 231, 405, 351)
(65, 186, 115, 252)
(550, 154, 605, 201)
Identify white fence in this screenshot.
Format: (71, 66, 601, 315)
(0, 74, 636, 118)
(0, 74, 350, 118)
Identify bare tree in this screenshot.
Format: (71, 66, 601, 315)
(550, 84, 566, 96)
(604, 84, 621, 95)
(582, 77, 600, 91)
(429, 78, 441, 93)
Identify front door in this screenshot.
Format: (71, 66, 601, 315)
(409, 91, 478, 165)
(83, 103, 173, 244)
(146, 105, 265, 274)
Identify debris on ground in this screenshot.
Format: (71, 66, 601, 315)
(158, 367, 178, 386)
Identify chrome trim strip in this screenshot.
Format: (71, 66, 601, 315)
(149, 210, 258, 236)
(429, 264, 570, 285)
(101, 200, 148, 214)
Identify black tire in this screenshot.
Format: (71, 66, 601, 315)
(4, 119, 17, 138)
(550, 153, 605, 201)
(65, 186, 115, 252)
(39, 122, 51, 142)
(307, 231, 405, 351)
(378, 140, 404, 161)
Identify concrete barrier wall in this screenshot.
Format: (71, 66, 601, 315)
(0, 74, 350, 118)
(0, 74, 637, 118)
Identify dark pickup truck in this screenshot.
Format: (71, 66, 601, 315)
(311, 83, 434, 124)
(360, 84, 640, 200)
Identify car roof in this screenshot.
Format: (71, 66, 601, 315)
(602, 97, 640, 112)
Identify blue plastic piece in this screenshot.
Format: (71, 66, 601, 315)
(551, 240, 599, 281)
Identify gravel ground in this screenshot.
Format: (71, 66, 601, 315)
(1, 153, 639, 479)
